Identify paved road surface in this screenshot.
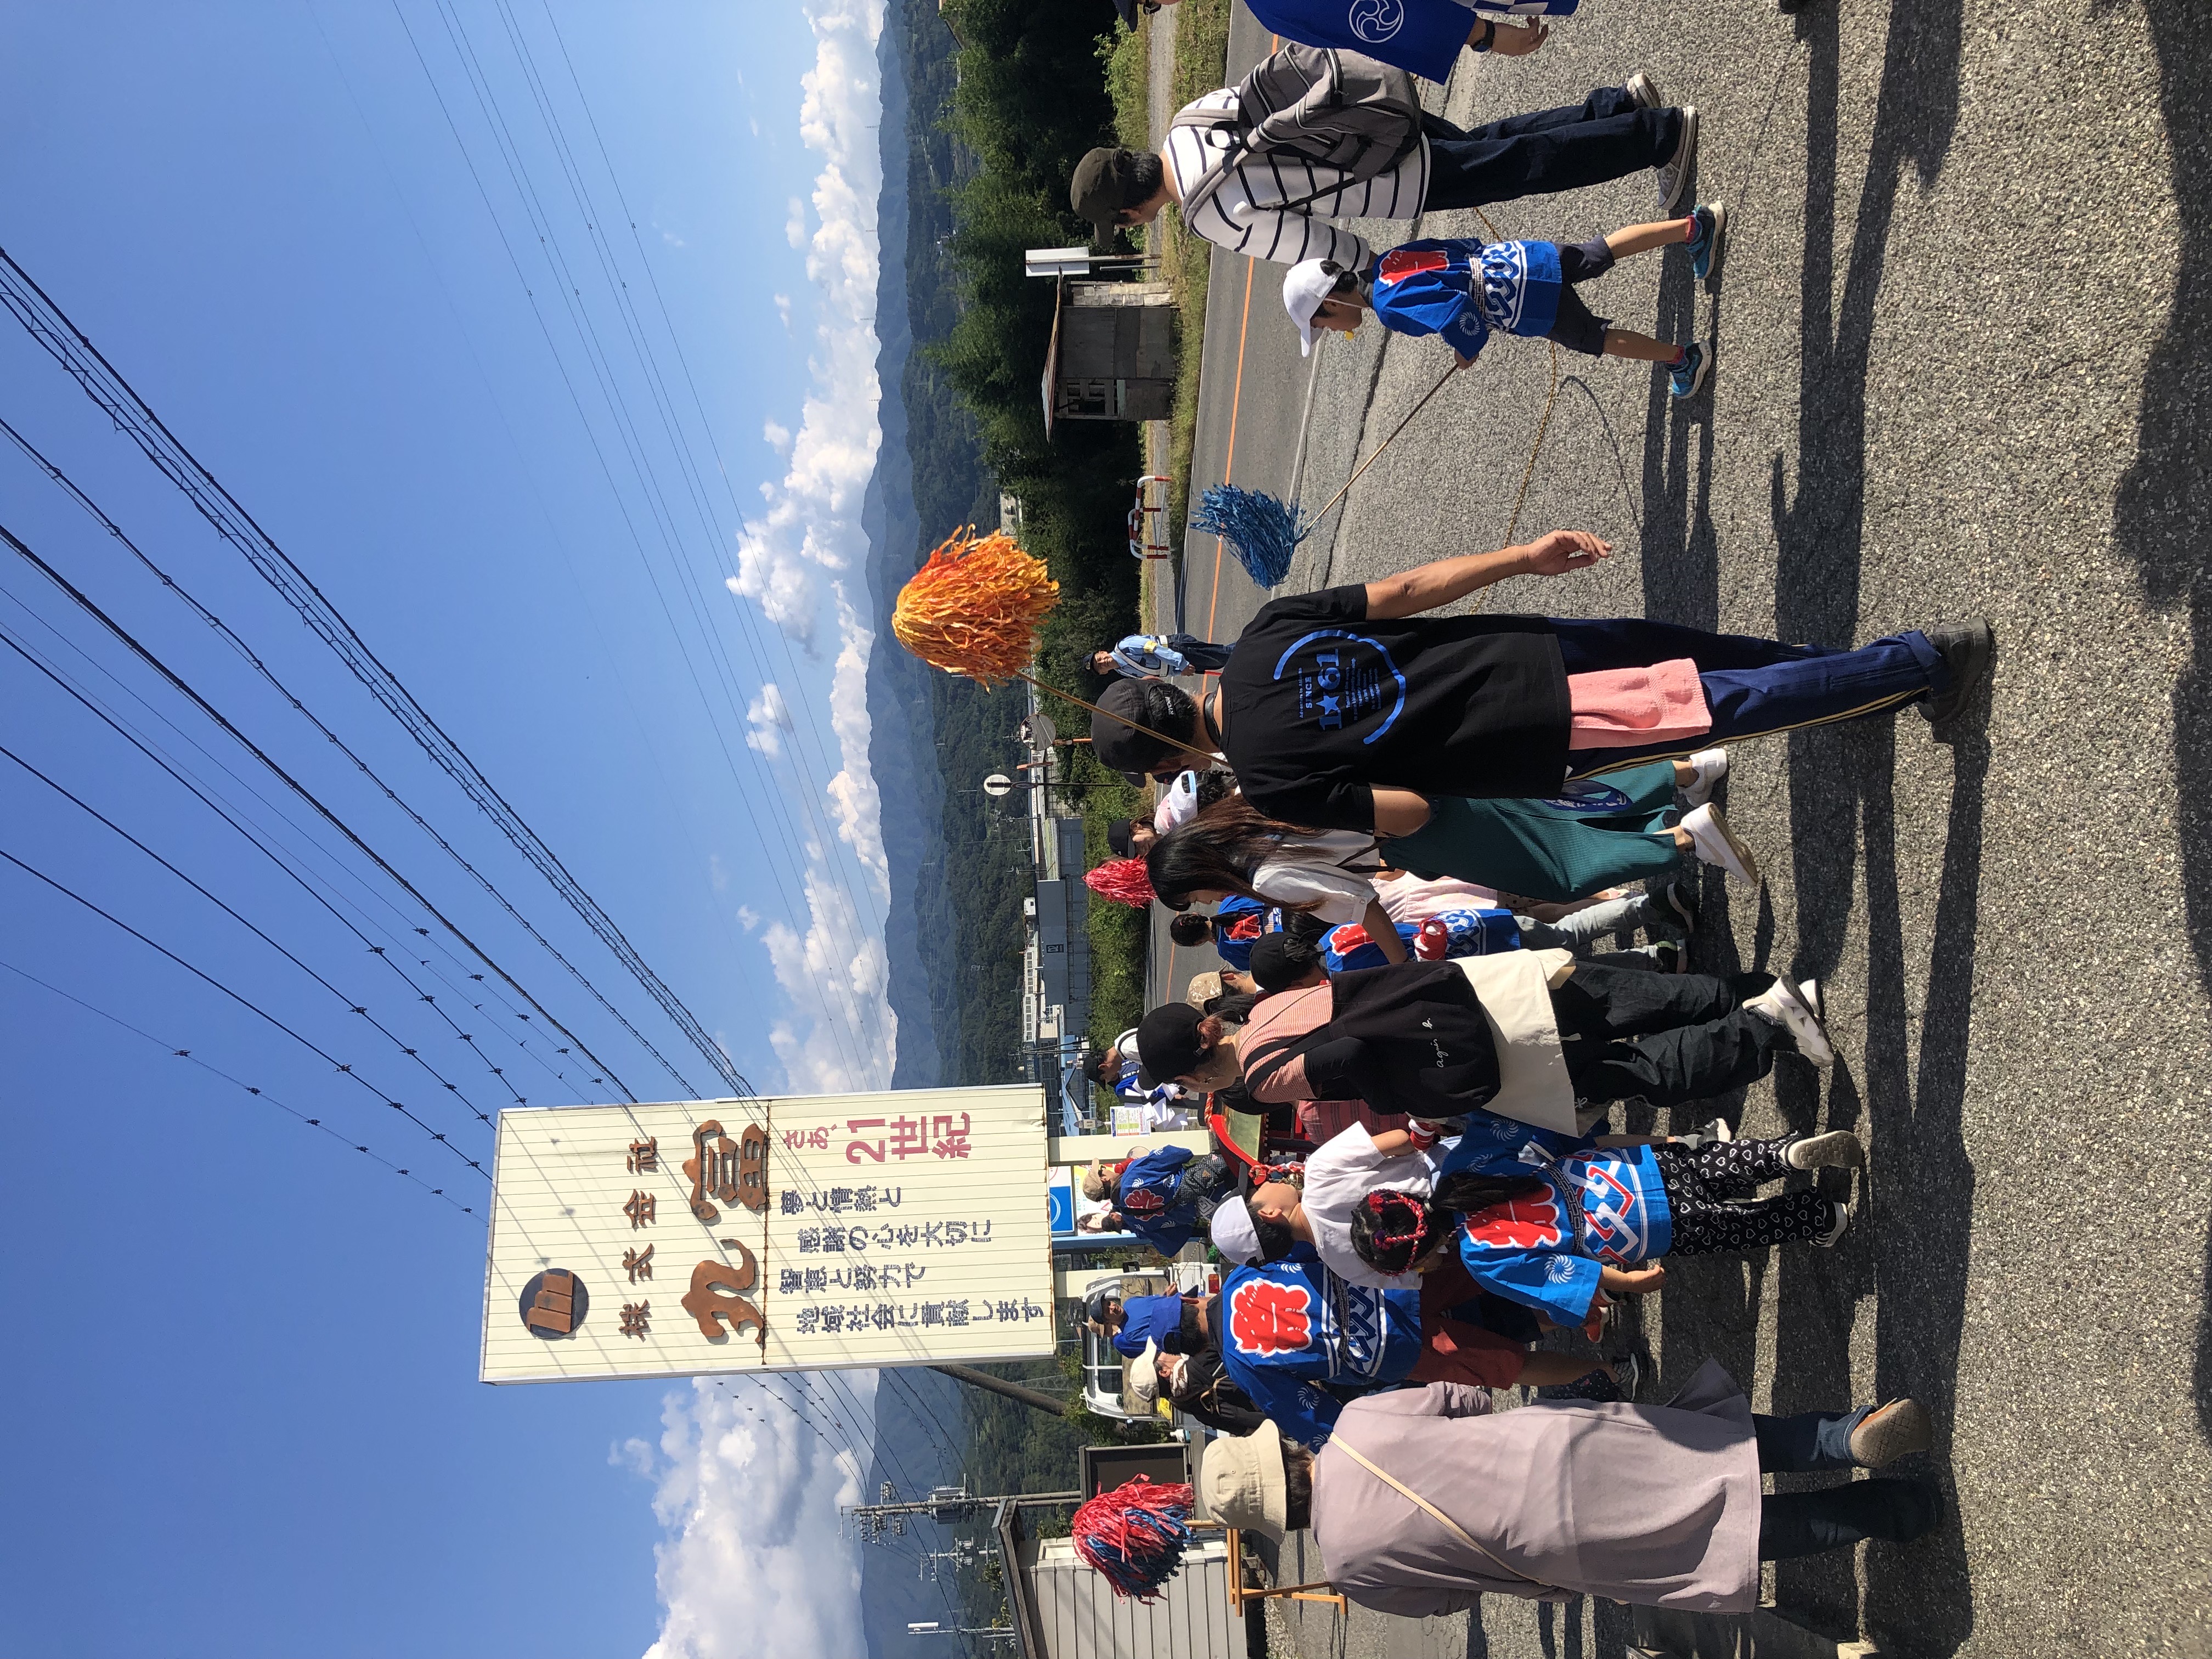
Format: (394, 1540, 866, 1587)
(1164, 1, 2212, 1654)
(1144, 1, 1317, 1011)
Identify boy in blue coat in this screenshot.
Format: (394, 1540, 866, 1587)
(1284, 202, 1726, 399)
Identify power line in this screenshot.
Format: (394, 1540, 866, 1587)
(0, 738, 496, 1142)
(0, 591, 594, 1103)
(0, 512, 650, 1102)
(0, 957, 476, 1214)
(0, 843, 486, 1183)
(0, 245, 756, 1098)
(393, 0, 889, 1083)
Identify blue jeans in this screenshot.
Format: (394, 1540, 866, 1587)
(1754, 1408, 1940, 1559)
(1515, 890, 1674, 953)
(1547, 617, 1945, 774)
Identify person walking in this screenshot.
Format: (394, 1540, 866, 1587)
(1286, 201, 1729, 399)
(1147, 768, 1762, 912)
(1086, 533, 1994, 834)
(1090, 632, 1234, 679)
(1136, 953, 1838, 1131)
(1070, 48, 1697, 275)
(1122, 0, 1565, 83)
(1199, 1368, 1942, 1612)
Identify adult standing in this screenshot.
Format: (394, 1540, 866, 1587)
(1115, 0, 1565, 83)
(1137, 953, 1838, 1129)
(1086, 532, 1994, 835)
(1199, 1369, 1941, 1611)
(1070, 48, 1697, 276)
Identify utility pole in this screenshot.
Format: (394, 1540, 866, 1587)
(846, 1482, 1079, 1542)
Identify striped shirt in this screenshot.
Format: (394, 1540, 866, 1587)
(1164, 88, 1431, 274)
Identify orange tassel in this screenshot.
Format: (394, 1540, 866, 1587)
(891, 527, 1060, 686)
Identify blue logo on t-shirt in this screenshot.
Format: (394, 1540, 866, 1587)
(1272, 628, 1408, 744)
(1349, 0, 1406, 44)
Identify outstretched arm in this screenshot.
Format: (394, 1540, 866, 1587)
(1362, 531, 1611, 620)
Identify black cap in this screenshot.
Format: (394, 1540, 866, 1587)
(1136, 1002, 1209, 1081)
(1090, 678, 1171, 774)
(1248, 933, 1311, 994)
(1070, 147, 1130, 233)
(1111, 0, 1140, 20)
(1106, 819, 1134, 858)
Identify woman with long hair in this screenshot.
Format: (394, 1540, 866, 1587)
(1146, 758, 1756, 914)
(1147, 795, 1413, 962)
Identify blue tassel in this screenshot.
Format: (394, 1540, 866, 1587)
(1189, 484, 1307, 589)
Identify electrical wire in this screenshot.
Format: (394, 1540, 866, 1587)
(0, 590, 596, 1102)
(0, 738, 495, 1141)
(0, 843, 485, 1180)
(0, 957, 476, 1213)
(0, 245, 755, 1098)
(0, 513, 651, 1102)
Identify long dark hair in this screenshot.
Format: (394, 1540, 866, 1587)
(1146, 797, 1340, 910)
(1348, 1170, 1549, 1274)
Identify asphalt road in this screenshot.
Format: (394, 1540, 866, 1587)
(1155, 0, 2212, 1654)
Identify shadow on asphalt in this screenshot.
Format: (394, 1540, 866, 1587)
(2117, 3, 2212, 1447)
(1767, 1, 1974, 1652)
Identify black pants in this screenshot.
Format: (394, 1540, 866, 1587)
(1652, 1138, 1831, 1251)
(1419, 91, 1680, 213)
(1549, 961, 1782, 1107)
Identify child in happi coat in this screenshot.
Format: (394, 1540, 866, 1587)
(1283, 202, 1726, 400)
(1350, 1127, 1863, 1334)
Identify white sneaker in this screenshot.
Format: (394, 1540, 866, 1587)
(1784, 1129, 1861, 1170)
(1746, 976, 1835, 1068)
(1679, 747, 1729, 809)
(1656, 105, 1699, 213)
(1680, 802, 1761, 887)
(1626, 71, 1666, 111)
(1812, 1200, 1851, 1248)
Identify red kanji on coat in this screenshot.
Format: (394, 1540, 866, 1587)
(1229, 1277, 1314, 1357)
(1464, 1193, 1566, 1251)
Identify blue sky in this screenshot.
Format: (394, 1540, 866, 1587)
(0, 3, 905, 1654)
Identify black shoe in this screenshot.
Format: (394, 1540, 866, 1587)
(1918, 619, 1994, 730)
(1658, 881, 1698, 937)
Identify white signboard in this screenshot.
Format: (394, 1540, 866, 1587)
(480, 1086, 1054, 1383)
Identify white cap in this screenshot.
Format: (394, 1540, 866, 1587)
(1128, 1339, 1162, 1408)
(1209, 1195, 1261, 1265)
(1282, 258, 1338, 357)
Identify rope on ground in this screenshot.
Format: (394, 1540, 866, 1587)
(1318, 206, 1561, 555)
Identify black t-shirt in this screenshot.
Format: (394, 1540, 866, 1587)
(1216, 587, 1571, 831)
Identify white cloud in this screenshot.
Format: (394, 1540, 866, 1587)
(735, 905, 761, 932)
(822, 589, 887, 896)
(638, 1375, 875, 1659)
(785, 195, 807, 249)
(759, 859, 893, 1093)
(727, 0, 887, 645)
(774, 293, 793, 329)
(763, 417, 793, 455)
(746, 681, 795, 756)
(708, 853, 730, 895)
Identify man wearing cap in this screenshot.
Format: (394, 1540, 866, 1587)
(1071, 51, 1695, 276)
(1085, 544, 1995, 838)
(1198, 1368, 1942, 1611)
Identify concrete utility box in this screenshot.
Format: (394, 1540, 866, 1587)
(1041, 279, 1176, 435)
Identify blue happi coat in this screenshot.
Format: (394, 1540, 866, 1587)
(1449, 1143, 1674, 1327)
(1217, 1259, 1424, 1450)
(1369, 237, 1565, 363)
